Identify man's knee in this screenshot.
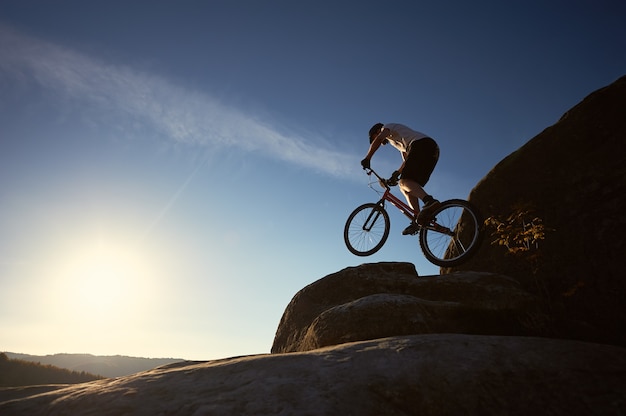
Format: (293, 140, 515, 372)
(399, 178, 415, 190)
(399, 178, 425, 196)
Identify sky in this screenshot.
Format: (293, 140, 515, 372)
(1, 1, 625, 361)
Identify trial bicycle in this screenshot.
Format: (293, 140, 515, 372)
(343, 167, 482, 267)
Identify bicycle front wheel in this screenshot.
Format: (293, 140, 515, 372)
(419, 199, 482, 267)
(344, 203, 390, 256)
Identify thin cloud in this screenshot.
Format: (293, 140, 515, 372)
(0, 24, 354, 176)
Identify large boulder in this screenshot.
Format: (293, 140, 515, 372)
(2, 335, 625, 416)
(447, 75, 626, 347)
(272, 262, 544, 353)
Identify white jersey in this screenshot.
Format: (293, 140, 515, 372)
(383, 123, 430, 154)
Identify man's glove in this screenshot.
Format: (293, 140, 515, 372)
(386, 170, 400, 186)
(361, 158, 371, 169)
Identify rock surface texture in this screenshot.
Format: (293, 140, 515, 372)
(2, 334, 625, 416)
(271, 263, 545, 353)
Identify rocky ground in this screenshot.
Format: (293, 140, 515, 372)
(2, 334, 625, 415)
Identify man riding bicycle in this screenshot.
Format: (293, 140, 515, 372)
(361, 123, 440, 235)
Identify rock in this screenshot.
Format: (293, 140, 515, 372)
(272, 262, 544, 353)
(2, 335, 625, 416)
(447, 75, 626, 347)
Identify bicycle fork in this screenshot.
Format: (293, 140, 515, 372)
(362, 202, 386, 232)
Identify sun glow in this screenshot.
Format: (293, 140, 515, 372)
(51, 239, 158, 325)
(71, 250, 140, 312)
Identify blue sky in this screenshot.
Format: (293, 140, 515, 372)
(1, 1, 624, 360)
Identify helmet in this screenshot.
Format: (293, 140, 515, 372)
(369, 123, 387, 145)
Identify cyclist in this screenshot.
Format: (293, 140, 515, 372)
(361, 123, 440, 235)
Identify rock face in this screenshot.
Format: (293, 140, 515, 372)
(272, 262, 545, 354)
(2, 334, 625, 416)
(447, 75, 626, 347)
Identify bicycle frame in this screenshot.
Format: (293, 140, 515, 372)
(346, 167, 481, 264)
(364, 168, 452, 235)
(365, 168, 415, 221)
(378, 188, 415, 222)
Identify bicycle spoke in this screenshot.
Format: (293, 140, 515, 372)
(344, 203, 390, 257)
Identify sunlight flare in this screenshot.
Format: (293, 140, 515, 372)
(51, 238, 158, 325)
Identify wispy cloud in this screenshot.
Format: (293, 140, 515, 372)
(0, 24, 354, 176)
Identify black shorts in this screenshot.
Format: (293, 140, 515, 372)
(401, 137, 439, 186)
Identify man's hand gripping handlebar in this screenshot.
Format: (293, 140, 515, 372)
(362, 166, 397, 189)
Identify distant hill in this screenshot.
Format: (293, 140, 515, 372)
(0, 352, 103, 387)
(4, 352, 183, 378)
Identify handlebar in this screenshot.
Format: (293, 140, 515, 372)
(363, 167, 392, 190)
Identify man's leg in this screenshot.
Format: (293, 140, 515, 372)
(398, 139, 440, 234)
(399, 178, 427, 215)
(398, 178, 427, 235)
(399, 178, 440, 233)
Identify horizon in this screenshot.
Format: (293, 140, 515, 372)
(4, 351, 184, 360)
(1, 1, 625, 361)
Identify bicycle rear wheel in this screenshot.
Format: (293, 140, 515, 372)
(344, 203, 390, 256)
(419, 199, 482, 267)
